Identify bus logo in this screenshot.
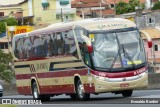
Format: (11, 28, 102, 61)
(30, 64, 36, 73)
(122, 78, 126, 81)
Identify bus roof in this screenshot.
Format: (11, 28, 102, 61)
(13, 32, 28, 40)
(47, 18, 136, 31)
(13, 18, 136, 38)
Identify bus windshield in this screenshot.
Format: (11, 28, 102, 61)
(91, 30, 146, 72)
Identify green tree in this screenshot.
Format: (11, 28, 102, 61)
(0, 18, 18, 35)
(116, 0, 144, 15)
(129, 0, 140, 11)
(116, 1, 130, 15)
(152, 1, 160, 10)
(0, 49, 14, 83)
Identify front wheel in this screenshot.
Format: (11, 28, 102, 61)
(0, 93, 3, 97)
(69, 94, 77, 100)
(76, 80, 90, 101)
(121, 90, 133, 97)
(32, 82, 41, 100)
(32, 82, 50, 101)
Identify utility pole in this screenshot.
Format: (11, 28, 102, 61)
(21, 9, 24, 25)
(100, 0, 102, 18)
(61, 8, 63, 22)
(4, 22, 10, 53)
(114, 0, 116, 16)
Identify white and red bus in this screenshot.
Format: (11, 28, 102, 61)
(12, 18, 152, 101)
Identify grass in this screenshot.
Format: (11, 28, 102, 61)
(0, 105, 18, 107)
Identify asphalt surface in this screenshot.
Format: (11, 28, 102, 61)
(0, 89, 160, 107)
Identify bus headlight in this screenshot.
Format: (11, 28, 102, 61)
(93, 75, 108, 81)
(139, 70, 148, 77)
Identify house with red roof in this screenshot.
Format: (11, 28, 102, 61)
(71, 0, 159, 18)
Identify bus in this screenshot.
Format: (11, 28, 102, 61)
(12, 18, 152, 101)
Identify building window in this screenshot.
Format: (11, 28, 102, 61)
(59, 0, 69, 5)
(41, 0, 49, 10)
(110, 4, 115, 8)
(66, 16, 68, 20)
(148, 17, 155, 24)
(0, 12, 4, 16)
(154, 45, 158, 51)
(36, 17, 42, 21)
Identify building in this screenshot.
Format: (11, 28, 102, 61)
(71, 0, 151, 18)
(56, 0, 77, 22)
(141, 28, 160, 73)
(0, 0, 31, 25)
(71, 0, 114, 18)
(0, 0, 77, 27)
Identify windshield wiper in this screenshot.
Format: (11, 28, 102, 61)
(109, 48, 120, 71)
(121, 44, 136, 69)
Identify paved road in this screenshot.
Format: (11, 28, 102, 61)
(1, 89, 160, 106)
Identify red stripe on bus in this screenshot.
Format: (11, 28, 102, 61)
(16, 69, 88, 80)
(39, 84, 75, 94)
(16, 67, 147, 80)
(16, 73, 36, 80)
(17, 86, 32, 95)
(17, 84, 96, 95)
(91, 67, 147, 78)
(83, 83, 95, 93)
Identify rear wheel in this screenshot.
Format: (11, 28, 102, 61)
(122, 90, 133, 97)
(42, 95, 50, 101)
(76, 80, 90, 101)
(32, 82, 50, 101)
(69, 94, 77, 100)
(32, 82, 41, 100)
(0, 93, 3, 97)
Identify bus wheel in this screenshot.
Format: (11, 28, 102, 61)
(42, 95, 50, 101)
(76, 80, 90, 101)
(32, 82, 41, 100)
(69, 94, 77, 100)
(121, 90, 133, 97)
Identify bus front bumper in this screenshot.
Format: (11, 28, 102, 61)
(93, 71, 148, 93)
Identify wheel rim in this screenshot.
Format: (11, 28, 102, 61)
(78, 83, 84, 98)
(33, 85, 38, 99)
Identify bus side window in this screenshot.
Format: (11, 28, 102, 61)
(33, 36, 44, 58)
(54, 32, 64, 55)
(16, 38, 24, 59)
(48, 33, 56, 56)
(62, 30, 78, 58)
(14, 39, 20, 59)
(23, 37, 32, 59)
(42, 35, 48, 57)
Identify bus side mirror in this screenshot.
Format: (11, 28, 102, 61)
(81, 35, 93, 53)
(147, 41, 152, 48)
(140, 30, 152, 48)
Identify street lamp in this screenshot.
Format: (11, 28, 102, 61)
(99, 0, 107, 18)
(76, 1, 84, 19)
(19, 9, 24, 25)
(100, 0, 102, 18)
(9, 26, 15, 46)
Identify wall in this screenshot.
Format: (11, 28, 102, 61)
(135, 11, 160, 29)
(32, 0, 58, 25)
(0, 2, 29, 17)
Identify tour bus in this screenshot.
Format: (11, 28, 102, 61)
(12, 18, 152, 101)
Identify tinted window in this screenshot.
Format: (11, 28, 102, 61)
(62, 30, 77, 57)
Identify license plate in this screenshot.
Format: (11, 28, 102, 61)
(120, 83, 129, 87)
